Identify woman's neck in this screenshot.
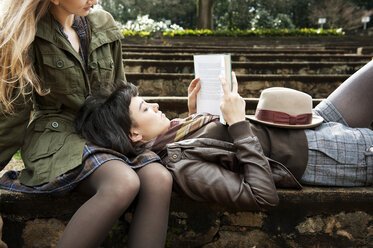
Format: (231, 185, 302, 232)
(49, 6, 75, 30)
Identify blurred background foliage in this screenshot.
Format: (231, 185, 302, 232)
(99, 0, 372, 31)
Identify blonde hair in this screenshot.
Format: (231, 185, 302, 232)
(0, 0, 50, 114)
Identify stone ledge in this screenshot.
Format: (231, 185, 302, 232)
(2, 187, 373, 248)
(142, 96, 322, 118)
(123, 52, 373, 62)
(123, 59, 366, 74)
(122, 35, 373, 48)
(127, 73, 347, 98)
(122, 46, 349, 55)
(2, 187, 372, 217)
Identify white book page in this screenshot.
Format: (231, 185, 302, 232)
(194, 54, 228, 123)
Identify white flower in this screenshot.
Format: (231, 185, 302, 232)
(118, 15, 184, 32)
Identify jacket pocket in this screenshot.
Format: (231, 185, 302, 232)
(166, 138, 237, 170)
(24, 119, 71, 162)
(41, 55, 79, 94)
(308, 140, 359, 165)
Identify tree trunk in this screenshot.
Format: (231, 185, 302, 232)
(197, 0, 215, 29)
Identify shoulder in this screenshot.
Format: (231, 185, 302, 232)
(87, 9, 123, 43)
(87, 9, 118, 31)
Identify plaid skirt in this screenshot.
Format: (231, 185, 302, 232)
(300, 100, 373, 186)
(0, 144, 160, 194)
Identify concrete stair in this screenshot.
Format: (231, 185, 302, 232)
(122, 44, 350, 54)
(121, 41, 372, 116)
(2, 37, 373, 248)
(122, 52, 372, 62)
(143, 96, 322, 119)
(124, 59, 367, 74)
(126, 72, 348, 99)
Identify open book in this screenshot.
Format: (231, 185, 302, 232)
(193, 54, 232, 123)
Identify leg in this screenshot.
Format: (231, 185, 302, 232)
(327, 60, 373, 127)
(127, 163, 173, 248)
(0, 215, 7, 248)
(56, 160, 140, 248)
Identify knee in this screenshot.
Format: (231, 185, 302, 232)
(153, 167, 173, 190)
(116, 171, 141, 197)
(140, 164, 173, 194)
(99, 169, 140, 206)
(151, 167, 173, 196)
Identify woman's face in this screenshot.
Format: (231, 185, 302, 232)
(50, 0, 97, 17)
(129, 96, 171, 143)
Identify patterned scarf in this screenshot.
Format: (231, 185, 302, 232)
(145, 113, 219, 155)
(57, 15, 90, 70)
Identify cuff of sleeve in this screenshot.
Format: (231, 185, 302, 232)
(228, 120, 254, 141)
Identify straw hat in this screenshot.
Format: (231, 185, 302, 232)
(246, 87, 323, 129)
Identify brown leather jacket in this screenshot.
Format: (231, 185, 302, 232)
(162, 121, 302, 211)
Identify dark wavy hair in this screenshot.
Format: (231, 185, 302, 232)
(75, 82, 141, 156)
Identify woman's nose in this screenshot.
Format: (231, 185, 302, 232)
(151, 103, 159, 112)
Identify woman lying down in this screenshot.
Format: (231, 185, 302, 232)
(75, 62, 373, 210)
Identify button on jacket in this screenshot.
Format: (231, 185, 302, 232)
(0, 10, 125, 186)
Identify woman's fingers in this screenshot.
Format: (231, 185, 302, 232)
(188, 78, 200, 94)
(220, 75, 230, 95)
(221, 71, 238, 95)
(232, 72, 238, 93)
(187, 78, 200, 115)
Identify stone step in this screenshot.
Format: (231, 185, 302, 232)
(121, 45, 349, 55)
(122, 36, 373, 51)
(357, 46, 373, 55)
(122, 52, 372, 62)
(142, 96, 322, 119)
(125, 72, 348, 98)
(2, 187, 373, 247)
(325, 45, 373, 55)
(123, 43, 339, 49)
(123, 59, 366, 75)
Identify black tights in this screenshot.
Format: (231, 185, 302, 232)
(327, 60, 373, 128)
(56, 161, 172, 248)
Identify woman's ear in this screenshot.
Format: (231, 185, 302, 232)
(129, 128, 143, 143)
(50, 0, 59, 5)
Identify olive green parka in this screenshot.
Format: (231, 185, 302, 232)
(0, 9, 125, 186)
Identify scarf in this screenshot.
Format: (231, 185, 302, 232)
(145, 113, 219, 155)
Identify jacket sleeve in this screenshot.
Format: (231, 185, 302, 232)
(0, 98, 32, 169)
(112, 39, 126, 84)
(165, 120, 279, 211)
(228, 120, 279, 210)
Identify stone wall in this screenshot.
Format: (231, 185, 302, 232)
(2, 187, 373, 248)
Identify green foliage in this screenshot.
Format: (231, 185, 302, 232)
(99, 0, 196, 29)
(101, 0, 371, 30)
(213, 0, 371, 30)
(122, 28, 345, 37)
(214, 0, 301, 30)
(308, 0, 373, 30)
(122, 30, 152, 37)
(13, 150, 21, 160)
(161, 28, 345, 37)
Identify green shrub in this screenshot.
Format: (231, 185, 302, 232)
(161, 28, 345, 37)
(13, 150, 21, 160)
(122, 28, 345, 37)
(121, 28, 345, 37)
(122, 30, 152, 37)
